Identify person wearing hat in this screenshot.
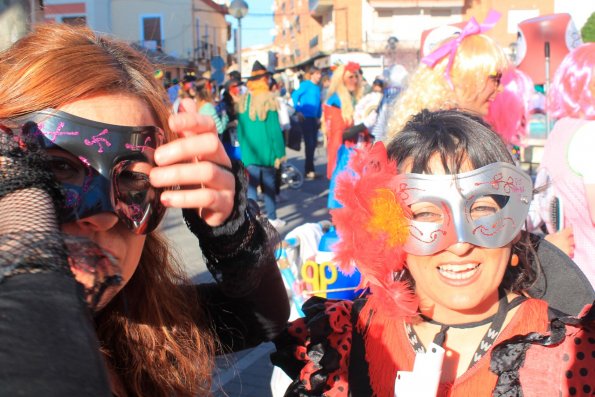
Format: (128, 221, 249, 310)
(237, 61, 287, 230)
(228, 70, 241, 82)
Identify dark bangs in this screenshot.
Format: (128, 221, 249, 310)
(386, 109, 513, 174)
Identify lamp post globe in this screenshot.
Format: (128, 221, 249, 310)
(229, 0, 249, 19)
(229, 0, 249, 77)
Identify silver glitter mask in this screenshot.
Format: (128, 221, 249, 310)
(394, 162, 532, 255)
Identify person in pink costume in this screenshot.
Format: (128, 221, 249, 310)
(539, 43, 595, 287)
(485, 68, 533, 149)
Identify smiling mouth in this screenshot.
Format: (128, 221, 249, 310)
(437, 263, 480, 280)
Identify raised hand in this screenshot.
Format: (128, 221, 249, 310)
(150, 98, 235, 227)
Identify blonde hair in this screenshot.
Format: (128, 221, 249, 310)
(0, 24, 215, 396)
(386, 34, 508, 138)
(325, 64, 364, 123)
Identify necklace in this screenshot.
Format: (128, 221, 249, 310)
(405, 290, 525, 370)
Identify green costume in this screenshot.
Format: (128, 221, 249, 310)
(237, 93, 286, 167)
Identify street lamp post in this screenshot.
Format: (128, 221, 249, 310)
(229, 0, 249, 78)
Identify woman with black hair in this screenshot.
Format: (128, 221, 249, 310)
(272, 109, 594, 397)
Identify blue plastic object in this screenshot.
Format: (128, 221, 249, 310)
(317, 226, 362, 300)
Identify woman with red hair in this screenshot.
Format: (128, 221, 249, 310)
(0, 24, 289, 396)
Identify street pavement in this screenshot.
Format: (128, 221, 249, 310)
(159, 144, 330, 397)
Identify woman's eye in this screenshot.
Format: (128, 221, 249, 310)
(49, 157, 83, 183)
(412, 211, 443, 222)
(470, 196, 501, 219)
(410, 203, 444, 223)
(471, 205, 497, 215)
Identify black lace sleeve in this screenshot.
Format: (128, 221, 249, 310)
(490, 304, 595, 397)
(183, 160, 290, 352)
(0, 123, 67, 280)
(0, 124, 111, 396)
(183, 160, 275, 295)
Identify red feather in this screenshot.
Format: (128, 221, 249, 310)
(331, 142, 418, 317)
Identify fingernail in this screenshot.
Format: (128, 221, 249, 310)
(160, 193, 170, 206)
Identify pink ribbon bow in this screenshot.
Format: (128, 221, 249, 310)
(421, 10, 501, 88)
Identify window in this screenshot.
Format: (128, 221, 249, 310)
(430, 9, 452, 17)
(62, 16, 86, 26)
(141, 15, 163, 49)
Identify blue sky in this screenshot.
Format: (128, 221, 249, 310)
(225, 0, 275, 51)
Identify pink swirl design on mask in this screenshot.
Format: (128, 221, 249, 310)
(396, 183, 424, 201)
(39, 122, 79, 143)
(407, 203, 451, 244)
(84, 129, 112, 153)
(125, 136, 152, 152)
(128, 203, 144, 222)
(407, 225, 447, 244)
(78, 156, 90, 167)
(472, 217, 515, 237)
(474, 173, 524, 194)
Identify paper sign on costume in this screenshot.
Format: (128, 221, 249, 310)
(394, 343, 445, 397)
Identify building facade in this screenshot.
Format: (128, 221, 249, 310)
(42, 0, 230, 80)
(241, 43, 277, 78)
(42, 0, 110, 32)
(192, 0, 230, 76)
(274, 0, 559, 72)
(274, 0, 323, 69)
(110, 0, 193, 59)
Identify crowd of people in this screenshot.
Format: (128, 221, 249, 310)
(270, 12, 595, 397)
(0, 10, 593, 397)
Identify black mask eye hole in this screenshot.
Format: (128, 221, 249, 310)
(470, 194, 509, 220)
(115, 161, 153, 204)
